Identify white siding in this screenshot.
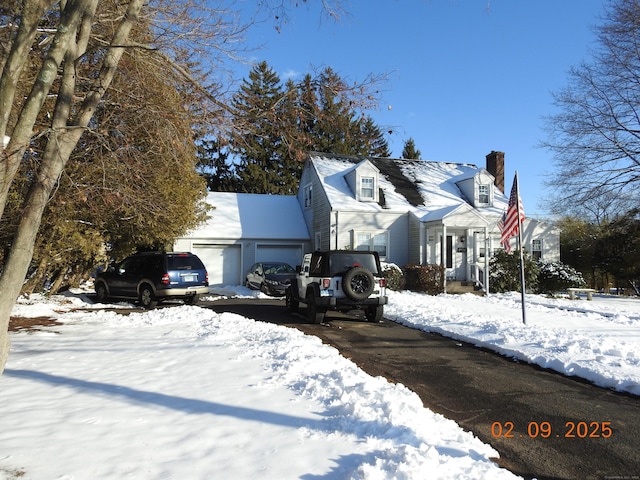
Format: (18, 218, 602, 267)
(334, 211, 409, 265)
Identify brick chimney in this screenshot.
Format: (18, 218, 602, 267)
(485, 151, 505, 193)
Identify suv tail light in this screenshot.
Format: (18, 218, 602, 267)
(161, 273, 170, 286)
(379, 278, 387, 288)
(322, 278, 331, 289)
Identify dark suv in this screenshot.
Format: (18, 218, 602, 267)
(94, 252, 209, 308)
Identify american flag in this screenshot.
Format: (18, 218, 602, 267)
(498, 173, 525, 253)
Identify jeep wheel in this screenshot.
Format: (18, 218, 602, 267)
(343, 267, 375, 301)
(95, 282, 109, 303)
(306, 291, 325, 324)
(285, 287, 299, 313)
(139, 284, 158, 309)
(365, 305, 384, 323)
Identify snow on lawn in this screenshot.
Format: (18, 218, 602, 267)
(385, 290, 640, 396)
(1, 287, 639, 479)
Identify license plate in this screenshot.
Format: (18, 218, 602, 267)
(320, 290, 333, 297)
(182, 274, 197, 282)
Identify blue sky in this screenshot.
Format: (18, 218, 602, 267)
(234, 1, 607, 216)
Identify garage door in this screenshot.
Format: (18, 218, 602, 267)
(256, 245, 303, 268)
(192, 244, 241, 286)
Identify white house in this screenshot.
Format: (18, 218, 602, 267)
(175, 151, 559, 291)
(297, 151, 559, 292)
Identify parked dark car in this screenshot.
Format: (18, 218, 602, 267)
(245, 262, 297, 296)
(94, 251, 209, 308)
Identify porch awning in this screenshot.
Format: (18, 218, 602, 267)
(416, 203, 490, 227)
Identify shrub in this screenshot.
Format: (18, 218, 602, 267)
(535, 261, 586, 294)
(381, 263, 405, 291)
(489, 249, 539, 293)
(403, 263, 444, 295)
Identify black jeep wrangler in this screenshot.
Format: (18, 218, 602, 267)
(286, 250, 388, 323)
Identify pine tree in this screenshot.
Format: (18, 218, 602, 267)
(359, 116, 391, 157)
(226, 63, 390, 194)
(197, 139, 238, 192)
(311, 67, 358, 154)
(402, 138, 422, 159)
(231, 61, 301, 194)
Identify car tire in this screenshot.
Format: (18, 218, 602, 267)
(365, 305, 384, 322)
(285, 287, 299, 313)
(95, 282, 109, 303)
(342, 267, 375, 301)
(306, 290, 324, 324)
(139, 284, 158, 309)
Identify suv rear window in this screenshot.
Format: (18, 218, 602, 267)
(167, 254, 205, 271)
(328, 253, 380, 276)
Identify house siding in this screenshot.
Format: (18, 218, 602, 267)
(522, 219, 560, 262)
(299, 159, 332, 251)
(334, 211, 410, 265)
(408, 214, 422, 264)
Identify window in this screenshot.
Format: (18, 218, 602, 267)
(372, 233, 387, 257)
(304, 184, 313, 209)
(360, 177, 374, 199)
(355, 232, 371, 251)
(354, 231, 388, 258)
(478, 185, 489, 205)
(532, 239, 542, 259)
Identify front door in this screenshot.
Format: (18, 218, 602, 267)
(443, 233, 467, 281)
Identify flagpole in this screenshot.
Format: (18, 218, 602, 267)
(515, 171, 527, 325)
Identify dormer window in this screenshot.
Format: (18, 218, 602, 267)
(455, 170, 495, 208)
(361, 177, 375, 200)
(345, 159, 380, 202)
(478, 185, 489, 205)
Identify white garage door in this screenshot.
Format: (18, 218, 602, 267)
(256, 245, 303, 268)
(192, 244, 241, 286)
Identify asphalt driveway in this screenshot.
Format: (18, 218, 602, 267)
(203, 297, 640, 480)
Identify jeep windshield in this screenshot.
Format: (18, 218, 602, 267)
(328, 253, 379, 276)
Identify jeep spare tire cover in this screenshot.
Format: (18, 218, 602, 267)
(342, 266, 375, 301)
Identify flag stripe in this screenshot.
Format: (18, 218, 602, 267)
(499, 173, 525, 253)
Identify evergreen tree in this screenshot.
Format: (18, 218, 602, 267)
(402, 138, 422, 159)
(359, 116, 391, 157)
(226, 63, 390, 194)
(310, 67, 358, 155)
(594, 209, 640, 294)
(197, 139, 238, 192)
(231, 61, 301, 194)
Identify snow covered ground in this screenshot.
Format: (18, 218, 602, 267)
(1, 287, 639, 479)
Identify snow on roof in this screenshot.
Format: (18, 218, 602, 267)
(310, 153, 509, 219)
(187, 192, 310, 240)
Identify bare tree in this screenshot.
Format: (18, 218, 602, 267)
(542, 0, 640, 218)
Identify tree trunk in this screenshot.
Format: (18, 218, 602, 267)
(48, 266, 69, 295)
(21, 256, 49, 295)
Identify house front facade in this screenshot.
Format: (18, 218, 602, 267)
(298, 151, 559, 292)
